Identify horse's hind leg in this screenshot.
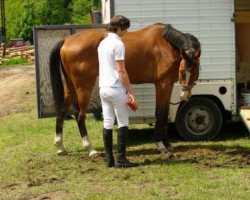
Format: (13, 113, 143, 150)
(75, 88, 97, 157)
(54, 112, 68, 155)
(74, 110, 97, 157)
(54, 88, 72, 155)
(54, 113, 67, 155)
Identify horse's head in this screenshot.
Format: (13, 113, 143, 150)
(179, 33, 201, 101)
(161, 24, 201, 101)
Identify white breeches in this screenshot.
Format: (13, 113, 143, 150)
(100, 87, 129, 129)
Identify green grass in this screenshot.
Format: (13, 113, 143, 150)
(0, 111, 250, 200)
(0, 57, 30, 66)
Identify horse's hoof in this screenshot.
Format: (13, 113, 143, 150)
(57, 150, 68, 156)
(89, 149, 98, 157)
(166, 146, 174, 152)
(157, 148, 168, 154)
(168, 153, 175, 159)
(156, 146, 174, 154)
(156, 141, 165, 151)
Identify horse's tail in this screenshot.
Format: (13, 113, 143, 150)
(49, 40, 65, 114)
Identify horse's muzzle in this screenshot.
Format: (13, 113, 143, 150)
(180, 89, 191, 102)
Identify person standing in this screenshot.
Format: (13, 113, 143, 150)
(98, 15, 138, 168)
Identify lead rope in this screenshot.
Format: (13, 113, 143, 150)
(170, 82, 196, 105)
(170, 100, 182, 105)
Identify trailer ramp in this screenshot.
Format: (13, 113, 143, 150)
(240, 107, 250, 132)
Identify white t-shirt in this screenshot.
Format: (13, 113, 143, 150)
(98, 33, 125, 87)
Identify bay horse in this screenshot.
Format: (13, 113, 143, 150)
(49, 23, 201, 156)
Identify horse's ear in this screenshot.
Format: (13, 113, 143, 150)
(181, 49, 191, 61)
(195, 49, 201, 58)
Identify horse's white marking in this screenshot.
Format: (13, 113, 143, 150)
(54, 133, 67, 155)
(180, 70, 191, 101)
(82, 135, 98, 157)
(89, 149, 98, 157)
(180, 90, 190, 101)
(82, 135, 91, 148)
(156, 142, 174, 154)
(185, 70, 191, 86)
(156, 141, 166, 151)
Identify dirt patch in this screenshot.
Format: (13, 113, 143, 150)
(0, 65, 36, 117)
(173, 146, 250, 168)
(130, 140, 250, 169)
(19, 190, 68, 200)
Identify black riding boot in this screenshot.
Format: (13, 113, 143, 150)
(103, 128, 114, 167)
(115, 126, 138, 168)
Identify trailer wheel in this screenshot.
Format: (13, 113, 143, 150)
(175, 97, 222, 141)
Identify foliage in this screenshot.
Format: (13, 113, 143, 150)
(17, 1, 37, 43)
(4, 1, 24, 42)
(92, 0, 102, 11)
(70, 0, 91, 24)
(3, 0, 45, 42)
(39, 0, 72, 25)
(0, 0, 102, 44)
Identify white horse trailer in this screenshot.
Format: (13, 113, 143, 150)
(99, 0, 250, 140)
(34, 0, 250, 141)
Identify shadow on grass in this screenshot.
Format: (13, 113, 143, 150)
(125, 122, 250, 167)
(215, 121, 249, 140)
(126, 142, 250, 168)
(64, 121, 249, 168)
(127, 121, 250, 146)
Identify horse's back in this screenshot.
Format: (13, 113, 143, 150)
(62, 29, 106, 55)
(124, 24, 163, 44)
(122, 24, 179, 83)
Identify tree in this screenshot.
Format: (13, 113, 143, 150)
(2, 0, 99, 43)
(70, 0, 91, 24)
(4, 0, 45, 42)
(17, 1, 36, 43)
(39, 0, 71, 25)
(63, 0, 73, 8)
(4, 0, 23, 41)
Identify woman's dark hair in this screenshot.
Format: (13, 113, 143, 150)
(108, 15, 130, 32)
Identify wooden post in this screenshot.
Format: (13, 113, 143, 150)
(0, 0, 6, 57)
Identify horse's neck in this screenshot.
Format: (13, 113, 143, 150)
(125, 25, 162, 40)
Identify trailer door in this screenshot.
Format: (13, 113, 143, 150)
(236, 0, 250, 133)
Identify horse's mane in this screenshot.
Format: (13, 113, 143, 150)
(155, 23, 201, 69)
(156, 23, 201, 52)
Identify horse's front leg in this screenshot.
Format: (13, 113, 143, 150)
(154, 82, 174, 152)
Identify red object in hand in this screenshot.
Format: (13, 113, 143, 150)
(126, 98, 138, 111)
